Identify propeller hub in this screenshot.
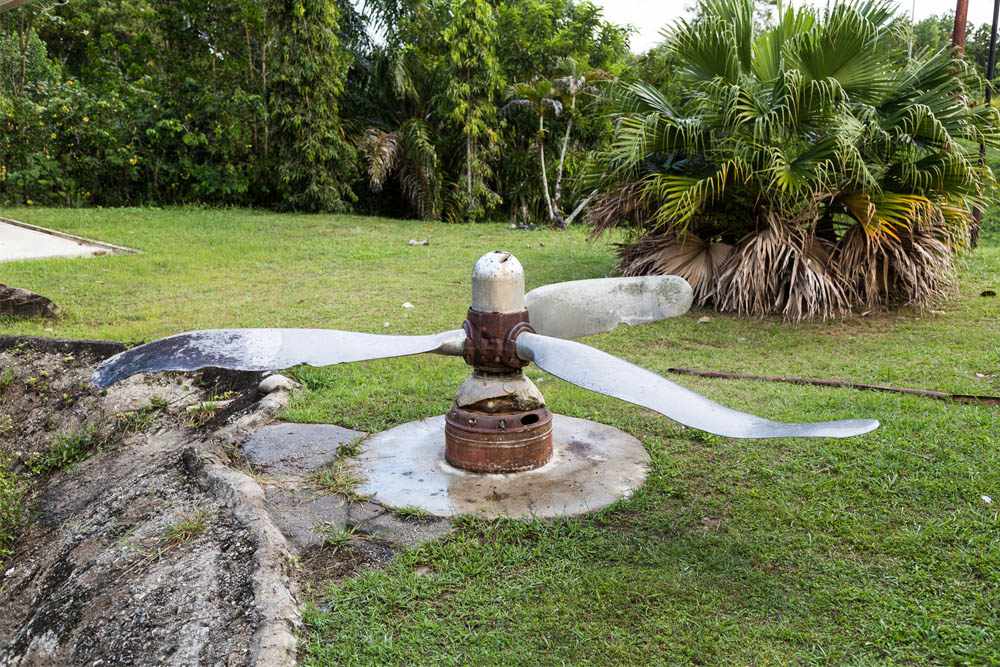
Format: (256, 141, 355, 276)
(470, 250, 525, 314)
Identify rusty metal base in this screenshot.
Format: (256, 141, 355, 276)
(350, 414, 651, 519)
(445, 405, 553, 473)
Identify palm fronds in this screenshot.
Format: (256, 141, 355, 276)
(361, 118, 441, 219)
(616, 233, 732, 304)
(586, 0, 997, 319)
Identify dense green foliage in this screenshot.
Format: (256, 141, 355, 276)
(355, 0, 629, 221)
(588, 0, 1000, 319)
(0, 0, 628, 218)
(267, 0, 357, 212)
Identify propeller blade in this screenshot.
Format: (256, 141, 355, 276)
(515, 332, 879, 439)
(92, 328, 466, 388)
(524, 276, 693, 339)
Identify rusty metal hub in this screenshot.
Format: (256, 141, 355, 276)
(461, 307, 533, 372)
(445, 403, 553, 473)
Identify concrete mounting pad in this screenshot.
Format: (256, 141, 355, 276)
(0, 216, 134, 262)
(351, 413, 650, 518)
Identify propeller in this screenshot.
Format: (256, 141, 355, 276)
(93, 328, 466, 389)
(515, 332, 877, 439)
(524, 275, 692, 340)
(92, 251, 878, 440)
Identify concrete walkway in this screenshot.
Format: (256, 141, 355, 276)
(0, 217, 127, 262)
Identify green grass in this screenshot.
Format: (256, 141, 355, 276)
(25, 428, 98, 475)
(161, 508, 212, 547)
(0, 454, 27, 562)
(1, 207, 999, 662)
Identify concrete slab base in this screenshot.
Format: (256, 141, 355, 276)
(352, 413, 650, 518)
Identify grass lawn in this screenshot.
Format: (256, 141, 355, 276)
(2, 207, 999, 663)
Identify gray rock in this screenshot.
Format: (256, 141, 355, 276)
(525, 275, 693, 340)
(241, 423, 366, 475)
(263, 484, 357, 551)
(0, 283, 61, 319)
(258, 374, 299, 394)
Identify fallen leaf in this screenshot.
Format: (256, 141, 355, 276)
(697, 316, 711, 324)
(402, 302, 414, 309)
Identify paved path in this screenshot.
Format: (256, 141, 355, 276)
(0, 218, 113, 262)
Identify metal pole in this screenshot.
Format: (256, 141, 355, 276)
(969, 0, 1000, 248)
(909, 0, 916, 60)
(987, 0, 1000, 100)
(974, 0, 1000, 248)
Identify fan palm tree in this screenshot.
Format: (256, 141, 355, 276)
(588, 0, 999, 319)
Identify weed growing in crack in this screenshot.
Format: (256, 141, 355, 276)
(0, 368, 13, 391)
(114, 407, 156, 435)
(27, 429, 99, 475)
(0, 453, 27, 564)
(318, 524, 357, 553)
(186, 402, 219, 428)
(389, 505, 432, 521)
(161, 508, 212, 547)
(336, 439, 362, 457)
(308, 460, 368, 500)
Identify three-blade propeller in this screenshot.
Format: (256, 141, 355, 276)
(92, 273, 878, 439)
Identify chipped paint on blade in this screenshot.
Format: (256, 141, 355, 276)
(91, 328, 467, 388)
(525, 275, 693, 339)
(515, 332, 879, 439)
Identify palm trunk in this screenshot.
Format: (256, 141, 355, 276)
(553, 97, 575, 213)
(467, 132, 474, 209)
(558, 189, 595, 230)
(952, 0, 969, 51)
(538, 115, 555, 221)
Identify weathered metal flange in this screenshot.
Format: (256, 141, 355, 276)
(444, 405, 553, 473)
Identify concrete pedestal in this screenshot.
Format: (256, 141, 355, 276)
(351, 413, 650, 518)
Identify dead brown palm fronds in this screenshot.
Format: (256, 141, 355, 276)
(615, 233, 732, 305)
(361, 121, 442, 220)
(587, 182, 648, 236)
(714, 218, 850, 321)
(362, 128, 402, 191)
(837, 222, 956, 311)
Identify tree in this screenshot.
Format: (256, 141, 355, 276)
(436, 0, 503, 220)
(501, 60, 609, 227)
(588, 0, 999, 320)
(266, 0, 357, 212)
(501, 78, 563, 223)
(551, 56, 609, 226)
